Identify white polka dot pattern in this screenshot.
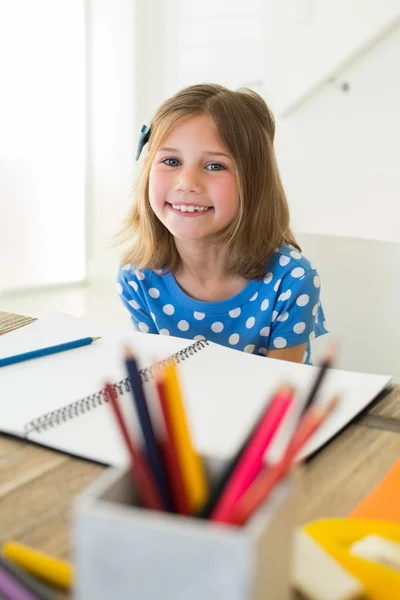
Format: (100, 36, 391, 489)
(246, 317, 255, 328)
(229, 333, 240, 345)
(244, 344, 255, 353)
(296, 294, 309, 307)
(273, 279, 282, 292)
(117, 245, 326, 367)
(128, 280, 138, 292)
(273, 337, 287, 348)
(278, 290, 291, 302)
(279, 255, 290, 266)
(277, 311, 289, 322)
(163, 304, 175, 315)
(291, 267, 305, 278)
(293, 322, 306, 334)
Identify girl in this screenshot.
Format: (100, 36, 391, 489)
(116, 84, 327, 364)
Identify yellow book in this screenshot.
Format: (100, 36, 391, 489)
(163, 363, 208, 512)
(3, 540, 74, 591)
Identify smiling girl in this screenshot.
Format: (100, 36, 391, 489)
(116, 84, 327, 364)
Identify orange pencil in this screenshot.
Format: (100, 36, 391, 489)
(231, 395, 339, 526)
(105, 383, 164, 511)
(156, 374, 190, 515)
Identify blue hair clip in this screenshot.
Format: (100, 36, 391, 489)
(135, 124, 151, 161)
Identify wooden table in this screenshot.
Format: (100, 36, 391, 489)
(1, 312, 399, 597)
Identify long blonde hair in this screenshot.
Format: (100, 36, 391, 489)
(117, 83, 300, 280)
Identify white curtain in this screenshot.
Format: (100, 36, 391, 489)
(0, 0, 86, 293)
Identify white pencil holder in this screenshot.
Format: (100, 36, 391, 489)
(73, 457, 294, 600)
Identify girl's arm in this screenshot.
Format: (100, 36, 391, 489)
(267, 343, 307, 363)
(117, 268, 158, 334)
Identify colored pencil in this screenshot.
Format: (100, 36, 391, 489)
(124, 347, 174, 512)
(231, 395, 339, 526)
(0, 562, 37, 600)
(211, 385, 294, 524)
(0, 554, 53, 600)
(163, 362, 208, 513)
(156, 375, 190, 515)
(196, 400, 269, 519)
(2, 541, 73, 592)
(301, 344, 337, 415)
(105, 383, 164, 511)
(0, 337, 101, 368)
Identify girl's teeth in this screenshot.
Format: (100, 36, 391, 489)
(171, 204, 209, 212)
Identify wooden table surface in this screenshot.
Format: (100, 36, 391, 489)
(1, 311, 399, 597)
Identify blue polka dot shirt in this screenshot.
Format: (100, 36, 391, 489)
(116, 245, 328, 365)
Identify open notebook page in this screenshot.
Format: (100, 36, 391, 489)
(0, 312, 391, 465)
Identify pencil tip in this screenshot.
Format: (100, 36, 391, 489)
(124, 345, 135, 358)
(92, 336, 101, 342)
(324, 344, 337, 363)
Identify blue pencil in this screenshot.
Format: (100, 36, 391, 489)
(0, 337, 101, 368)
(124, 346, 175, 513)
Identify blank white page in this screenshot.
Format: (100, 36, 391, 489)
(0, 312, 391, 465)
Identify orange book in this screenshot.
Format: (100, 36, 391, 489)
(350, 459, 400, 524)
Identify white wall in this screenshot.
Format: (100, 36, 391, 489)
(0, 1, 86, 292)
(274, 23, 400, 241)
(85, 0, 167, 283)
(263, 0, 400, 114)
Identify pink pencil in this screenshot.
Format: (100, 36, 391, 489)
(211, 385, 294, 524)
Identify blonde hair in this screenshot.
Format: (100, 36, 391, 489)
(118, 83, 300, 280)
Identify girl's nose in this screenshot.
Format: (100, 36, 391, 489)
(175, 167, 202, 194)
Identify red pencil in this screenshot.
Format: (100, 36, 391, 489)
(230, 395, 339, 526)
(211, 385, 294, 524)
(105, 382, 164, 511)
(156, 375, 191, 515)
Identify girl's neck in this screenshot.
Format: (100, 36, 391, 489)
(173, 239, 248, 302)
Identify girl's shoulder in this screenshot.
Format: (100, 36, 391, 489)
(117, 264, 169, 292)
(266, 245, 316, 277)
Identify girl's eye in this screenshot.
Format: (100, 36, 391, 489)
(206, 163, 225, 171)
(162, 158, 181, 167)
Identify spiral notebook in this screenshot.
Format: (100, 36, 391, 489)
(0, 312, 392, 466)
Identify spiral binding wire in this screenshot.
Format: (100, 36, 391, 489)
(23, 339, 208, 436)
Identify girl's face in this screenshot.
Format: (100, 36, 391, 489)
(149, 115, 239, 242)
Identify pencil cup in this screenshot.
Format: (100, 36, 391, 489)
(73, 457, 294, 600)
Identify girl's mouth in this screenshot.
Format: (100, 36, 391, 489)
(167, 203, 214, 216)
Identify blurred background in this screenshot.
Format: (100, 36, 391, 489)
(1, 0, 399, 380)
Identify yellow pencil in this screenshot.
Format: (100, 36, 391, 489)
(2, 540, 74, 590)
(163, 363, 208, 513)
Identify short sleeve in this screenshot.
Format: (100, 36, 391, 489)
(268, 269, 327, 350)
(117, 268, 158, 334)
